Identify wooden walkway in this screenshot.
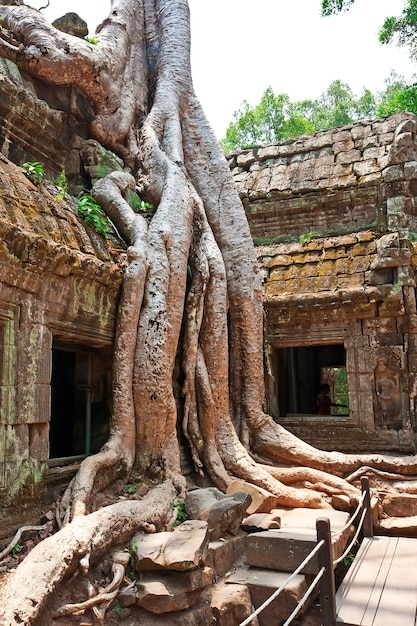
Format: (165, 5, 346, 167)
(335, 535, 417, 626)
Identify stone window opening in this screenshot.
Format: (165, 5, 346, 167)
(49, 343, 112, 462)
(272, 344, 348, 418)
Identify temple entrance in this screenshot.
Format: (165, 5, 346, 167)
(272, 344, 348, 417)
(49, 343, 112, 460)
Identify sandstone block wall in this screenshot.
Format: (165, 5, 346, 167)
(0, 154, 123, 531)
(228, 113, 417, 242)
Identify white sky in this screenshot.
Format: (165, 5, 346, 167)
(29, 0, 416, 138)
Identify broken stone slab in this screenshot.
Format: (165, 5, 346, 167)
(186, 487, 252, 540)
(227, 567, 310, 626)
(375, 515, 417, 537)
(135, 566, 214, 614)
(226, 480, 281, 514)
(132, 520, 209, 572)
(241, 512, 281, 533)
(211, 581, 259, 626)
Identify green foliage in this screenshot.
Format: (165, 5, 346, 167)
(321, 0, 354, 16)
(12, 542, 22, 555)
(85, 35, 99, 45)
(113, 604, 122, 615)
(171, 500, 188, 527)
(221, 72, 416, 151)
(342, 550, 355, 568)
(377, 71, 417, 117)
(125, 188, 155, 215)
(126, 539, 139, 580)
(321, 0, 417, 60)
(253, 234, 297, 246)
(124, 482, 136, 495)
(77, 194, 111, 238)
(23, 161, 45, 184)
(299, 230, 321, 244)
(52, 167, 68, 201)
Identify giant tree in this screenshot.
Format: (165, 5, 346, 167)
(0, 1, 417, 624)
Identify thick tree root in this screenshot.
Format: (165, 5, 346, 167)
(0, 482, 176, 626)
(52, 551, 129, 624)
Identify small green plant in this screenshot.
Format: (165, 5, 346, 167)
(77, 194, 111, 238)
(299, 229, 320, 244)
(125, 188, 155, 216)
(171, 500, 188, 527)
(12, 542, 22, 556)
(23, 161, 45, 184)
(113, 603, 122, 615)
(85, 35, 99, 45)
(342, 551, 355, 568)
(52, 167, 68, 201)
(124, 482, 137, 495)
(126, 539, 139, 580)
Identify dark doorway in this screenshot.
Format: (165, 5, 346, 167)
(50, 345, 112, 459)
(273, 344, 347, 417)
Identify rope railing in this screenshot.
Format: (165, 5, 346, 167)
(238, 475, 373, 626)
(238, 539, 325, 626)
(282, 567, 325, 626)
(333, 507, 366, 566)
(331, 489, 366, 539)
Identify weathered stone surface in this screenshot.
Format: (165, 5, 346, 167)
(207, 534, 246, 578)
(211, 582, 259, 626)
(185, 487, 251, 540)
(241, 513, 281, 532)
(226, 480, 280, 515)
(52, 13, 88, 38)
(228, 113, 417, 241)
(133, 603, 216, 625)
(227, 567, 310, 626)
(135, 567, 214, 613)
(133, 520, 210, 572)
(381, 493, 417, 517)
(245, 508, 352, 574)
(375, 515, 417, 536)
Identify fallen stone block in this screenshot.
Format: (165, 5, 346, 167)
(186, 487, 251, 540)
(226, 480, 280, 514)
(133, 520, 209, 572)
(133, 602, 216, 625)
(241, 512, 281, 533)
(211, 581, 259, 625)
(381, 493, 417, 517)
(136, 572, 210, 613)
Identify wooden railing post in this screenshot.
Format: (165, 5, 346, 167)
(316, 517, 336, 626)
(361, 475, 373, 538)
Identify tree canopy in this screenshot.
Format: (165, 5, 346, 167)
(221, 75, 417, 151)
(322, 0, 417, 60)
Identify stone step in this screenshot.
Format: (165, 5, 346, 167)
(246, 507, 352, 574)
(208, 534, 246, 578)
(226, 566, 311, 626)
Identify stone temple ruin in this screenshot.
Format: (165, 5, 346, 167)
(0, 13, 417, 561)
(228, 113, 417, 456)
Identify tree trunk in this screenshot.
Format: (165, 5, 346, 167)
(0, 0, 416, 622)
